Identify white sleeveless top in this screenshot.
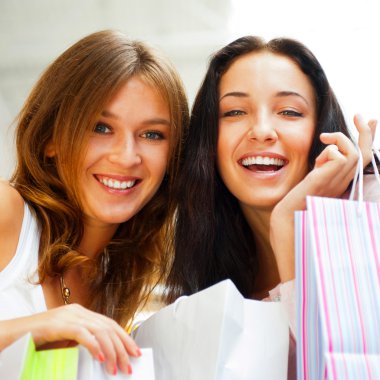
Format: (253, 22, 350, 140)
(0, 202, 47, 319)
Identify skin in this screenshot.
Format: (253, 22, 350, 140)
(217, 52, 376, 296)
(218, 52, 316, 211)
(0, 76, 171, 375)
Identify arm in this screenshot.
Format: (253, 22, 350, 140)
(0, 181, 24, 271)
(268, 280, 296, 337)
(0, 183, 140, 375)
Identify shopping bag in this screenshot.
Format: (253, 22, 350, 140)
(0, 332, 155, 380)
(295, 195, 380, 380)
(133, 279, 289, 380)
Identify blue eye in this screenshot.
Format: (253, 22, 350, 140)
(94, 123, 112, 134)
(141, 131, 164, 140)
(279, 110, 303, 117)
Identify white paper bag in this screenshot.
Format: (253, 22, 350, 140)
(77, 346, 154, 380)
(134, 279, 289, 380)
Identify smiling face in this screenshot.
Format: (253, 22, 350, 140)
(217, 51, 316, 213)
(76, 75, 170, 229)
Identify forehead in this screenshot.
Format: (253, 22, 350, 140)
(220, 51, 316, 102)
(106, 76, 169, 113)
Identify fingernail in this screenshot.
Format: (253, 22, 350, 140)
(127, 364, 133, 375)
(113, 364, 118, 376)
(97, 352, 106, 362)
(136, 347, 142, 357)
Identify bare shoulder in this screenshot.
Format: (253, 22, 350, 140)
(363, 174, 380, 202)
(0, 180, 25, 270)
(0, 180, 24, 218)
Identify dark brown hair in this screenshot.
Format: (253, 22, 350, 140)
(165, 36, 351, 302)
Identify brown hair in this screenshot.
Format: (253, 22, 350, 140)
(11, 30, 188, 325)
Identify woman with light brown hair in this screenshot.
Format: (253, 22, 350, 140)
(0, 29, 188, 375)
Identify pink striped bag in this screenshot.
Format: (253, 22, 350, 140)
(296, 151, 380, 379)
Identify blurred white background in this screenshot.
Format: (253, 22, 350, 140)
(1, 0, 379, 178)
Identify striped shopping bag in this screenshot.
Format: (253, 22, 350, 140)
(295, 194, 380, 380)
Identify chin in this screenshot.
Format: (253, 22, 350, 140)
(239, 193, 284, 210)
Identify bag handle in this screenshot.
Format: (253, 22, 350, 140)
(349, 146, 380, 206)
(372, 146, 380, 186)
(349, 147, 364, 202)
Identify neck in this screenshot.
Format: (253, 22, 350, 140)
(240, 204, 280, 299)
(79, 221, 119, 259)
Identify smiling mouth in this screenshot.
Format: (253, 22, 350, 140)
(96, 176, 140, 190)
(240, 156, 286, 172)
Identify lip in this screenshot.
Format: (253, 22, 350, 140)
(237, 151, 288, 178)
(238, 151, 288, 163)
(94, 174, 142, 194)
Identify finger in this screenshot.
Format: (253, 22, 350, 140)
(85, 314, 137, 375)
(112, 331, 133, 375)
(354, 114, 375, 166)
(73, 310, 119, 375)
(58, 324, 105, 363)
(94, 318, 133, 375)
(320, 132, 357, 157)
(368, 119, 377, 140)
(90, 324, 118, 375)
(95, 313, 141, 357)
(314, 144, 340, 167)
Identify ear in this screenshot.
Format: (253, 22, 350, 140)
(45, 141, 56, 158)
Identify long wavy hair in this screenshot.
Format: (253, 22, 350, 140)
(165, 36, 352, 302)
(11, 30, 189, 325)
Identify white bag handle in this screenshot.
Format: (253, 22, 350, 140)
(349, 147, 364, 202)
(349, 145, 380, 214)
(372, 146, 380, 186)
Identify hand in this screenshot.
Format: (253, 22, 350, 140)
(0, 304, 141, 376)
(270, 115, 377, 282)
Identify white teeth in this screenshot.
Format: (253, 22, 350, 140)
(241, 156, 285, 167)
(99, 177, 136, 189)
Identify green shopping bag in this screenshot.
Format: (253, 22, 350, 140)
(0, 333, 78, 380)
(20, 336, 78, 380)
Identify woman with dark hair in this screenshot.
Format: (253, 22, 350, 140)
(165, 36, 378, 378)
(0, 30, 188, 375)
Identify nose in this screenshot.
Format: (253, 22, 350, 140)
(108, 136, 142, 167)
(247, 114, 277, 143)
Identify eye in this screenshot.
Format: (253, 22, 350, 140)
(94, 123, 112, 134)
(222, 110, 246, 117)
(279, 110, 303, 117)
(141, 131, 165, 140)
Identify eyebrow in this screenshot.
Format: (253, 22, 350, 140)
(219, 91, 248, 101)
(219, 90, 310, 106)
(101, 110, 171, 126)
(275, 91, 309, 106)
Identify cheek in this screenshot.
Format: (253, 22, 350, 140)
(81, 140, 107, 168)
(300, 126, 315, 159)
(216, 134, 230, 176)
(284, 122, 315, 156)
(217, 126, 238, 165)
(287, 125, 315, 178)
(145, 145, 170, 181)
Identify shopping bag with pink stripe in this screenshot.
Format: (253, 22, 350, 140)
(296, 151, 380, 379)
